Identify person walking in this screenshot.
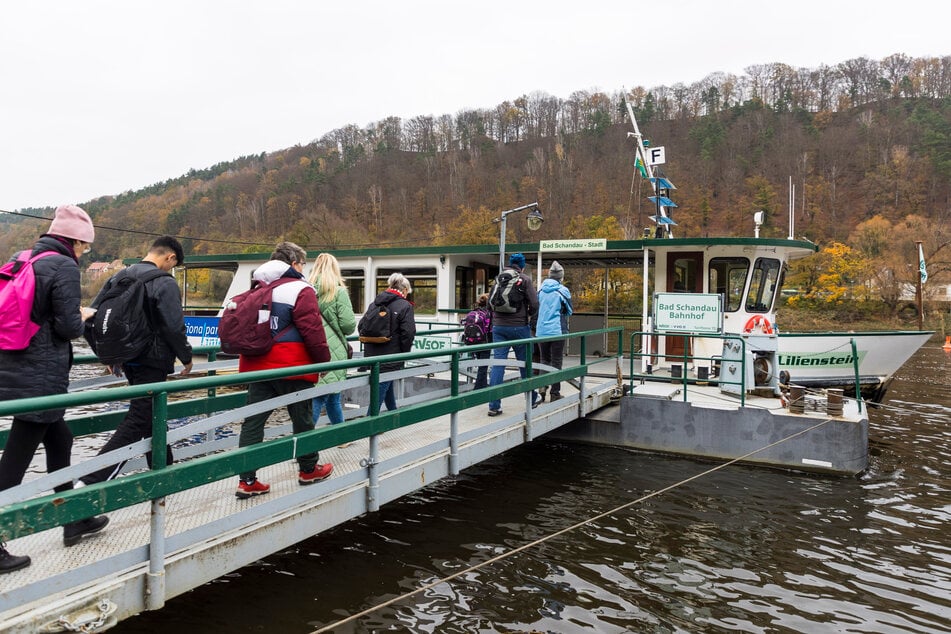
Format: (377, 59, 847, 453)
(359, 273, 416, 414)
(535, 261, 572, 402)
(0, 205, 108, 572)
(486, 253, 539, 417)
(235, 242, 332, 499)
(79, 236, 193, 487)
(307, 253, 356, 426)
(462, 293, 493, 390)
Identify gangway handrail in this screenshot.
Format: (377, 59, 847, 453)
(0, 327, 622, 542)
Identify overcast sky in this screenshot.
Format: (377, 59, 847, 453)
(1, 0, 948, 212)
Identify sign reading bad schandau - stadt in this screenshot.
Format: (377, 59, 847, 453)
(653, 293, 722, 334)
(539, 239, 607, 251)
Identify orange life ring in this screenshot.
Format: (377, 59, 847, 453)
(743, 314, 773, 334)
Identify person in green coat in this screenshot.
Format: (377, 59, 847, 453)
(307, 253, 356, 425)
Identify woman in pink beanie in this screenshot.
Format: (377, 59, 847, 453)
(0, 204, 108, 574)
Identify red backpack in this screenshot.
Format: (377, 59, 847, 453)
(218, 278, 294, 356)
(0, 250, 57, 351)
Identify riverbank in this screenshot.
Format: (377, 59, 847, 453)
(777, 302, 949, 338)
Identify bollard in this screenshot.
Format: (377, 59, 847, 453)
(826, 388, 843, 417)
(789, 385, 805, 414)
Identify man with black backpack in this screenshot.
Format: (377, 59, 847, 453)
(79, 236, 193, 487)
(486, 253, 538, 416)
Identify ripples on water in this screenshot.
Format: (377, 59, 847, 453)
(106, 346, 950, 633)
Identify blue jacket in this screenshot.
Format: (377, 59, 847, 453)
(535, 279, 572, 337)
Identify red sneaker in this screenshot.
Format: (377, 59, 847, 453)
(299, 463, 333, 485)
(235, 478, 270, 499)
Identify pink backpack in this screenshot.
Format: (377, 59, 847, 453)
(0, 250, 57, 351)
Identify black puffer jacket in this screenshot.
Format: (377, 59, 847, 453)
(91, 261, 192, 374)
(361, 290, 416, 372)
(0, 236, 84, 423)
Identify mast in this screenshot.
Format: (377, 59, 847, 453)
(624, 99, 676, 239)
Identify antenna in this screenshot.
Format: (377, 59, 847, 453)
(788, 175, 795, 239)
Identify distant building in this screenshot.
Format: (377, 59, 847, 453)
(86, 260, 126, 280)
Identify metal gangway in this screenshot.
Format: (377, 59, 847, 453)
(0, 328, 621, 632)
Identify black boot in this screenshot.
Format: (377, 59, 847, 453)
(0, 542, 30, 573)
(63, 515, 109, 547)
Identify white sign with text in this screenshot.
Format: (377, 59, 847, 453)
(653, 293, 722, 334)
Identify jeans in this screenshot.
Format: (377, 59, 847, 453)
(367, 380, 398, 416)
(82, 363, 173, 485)
(539, 339, 566, 395)
(488, 324, 534, 411)
(313, 392, 344, 425)
(472, 349, 490, 390)
(239, 379, 319, 481)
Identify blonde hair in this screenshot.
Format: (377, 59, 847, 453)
(308, 253, 344, 304)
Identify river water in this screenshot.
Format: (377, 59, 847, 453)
(109, 345, 950, 633)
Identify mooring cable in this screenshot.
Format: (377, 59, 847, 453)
(311, 417, 835, 633)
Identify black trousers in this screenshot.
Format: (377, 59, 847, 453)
(0, 418, 74, 494)
(82, 364, 173, 485)
(539, 339, 566, 395)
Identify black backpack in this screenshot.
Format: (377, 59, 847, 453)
(86, 267, 170, 365)
(462, 308, 491, 345)
(218, 278, 295, 356)
(358, 301, 393, 343)
(488, 269, 526, 314)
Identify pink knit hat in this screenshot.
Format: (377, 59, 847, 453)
(48, 204, 95, 243)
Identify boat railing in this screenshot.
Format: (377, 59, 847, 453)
(0, 327, 622, 547)
(629, 331, 748, 406)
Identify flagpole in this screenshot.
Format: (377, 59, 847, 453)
(915, 240, 923, 331)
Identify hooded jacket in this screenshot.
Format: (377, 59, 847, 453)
(317, 285, 356, 384)
(361, 289, 416, 372)
(535, 278, 572, 337)
(238, 260, 330, 382)
(0, 236, 85, 423)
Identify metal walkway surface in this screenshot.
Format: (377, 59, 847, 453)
(0, 372, 618, 632)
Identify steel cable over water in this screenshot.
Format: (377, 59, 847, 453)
(311, 417, 837, 634)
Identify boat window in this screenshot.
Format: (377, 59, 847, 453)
(746, 258, 781, 312)
(708, 257, 748, 312)
(376, 267, 437, 315)
(179, 266, 237, 316)
(341, 269, 364, 312)
(456, 265, 490, 309)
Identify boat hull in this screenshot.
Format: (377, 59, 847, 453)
(777, 331, 933, 402)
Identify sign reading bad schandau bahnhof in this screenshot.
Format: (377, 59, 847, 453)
(653, 293, 723, 334)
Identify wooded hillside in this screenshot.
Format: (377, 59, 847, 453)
(2, 53, 949, 296)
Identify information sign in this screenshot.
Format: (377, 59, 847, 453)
(653, 293, 722, 334)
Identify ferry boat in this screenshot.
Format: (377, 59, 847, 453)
(176, 240, 928, 404)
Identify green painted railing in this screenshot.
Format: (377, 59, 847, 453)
(0, 327, 622, 541)
(629, 331, 748, 405)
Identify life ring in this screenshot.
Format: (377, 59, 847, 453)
(743, 314, 773, 334)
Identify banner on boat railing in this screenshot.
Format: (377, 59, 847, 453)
(653, 293, 722, 334)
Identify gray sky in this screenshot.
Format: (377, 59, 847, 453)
(1, 0, 948, 211)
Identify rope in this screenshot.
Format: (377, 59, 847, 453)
(310, 417, 835, 633)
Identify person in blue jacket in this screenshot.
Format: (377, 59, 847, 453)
(534, 261, 572, 402)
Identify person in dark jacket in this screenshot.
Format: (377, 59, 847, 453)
(235, 242, 333, 499)
(78, 236, 193, 487)
(360, 272, 416, 413)
(0, 205, 108, 573)
(487, 253, 539, 417)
